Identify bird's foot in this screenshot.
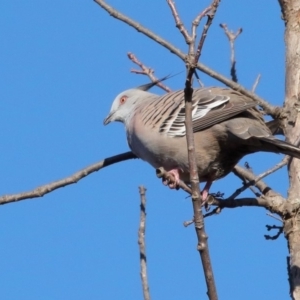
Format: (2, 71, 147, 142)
(162, 169, 181, 189)
(201, 190, 209, 202)
(201, 181, 212, 203)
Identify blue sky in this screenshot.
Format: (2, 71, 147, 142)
(0, 1, 288, 299)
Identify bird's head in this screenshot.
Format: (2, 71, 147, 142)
(104, 75, 172, 125)
(103, 89, 148, 125)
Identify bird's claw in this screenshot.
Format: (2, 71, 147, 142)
(162, 169, 181, 189)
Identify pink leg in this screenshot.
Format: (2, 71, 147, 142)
(201, 181, 212, 202)
(162, 168, 181, 189)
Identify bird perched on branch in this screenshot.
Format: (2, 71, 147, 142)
(104, 83, 300, 200)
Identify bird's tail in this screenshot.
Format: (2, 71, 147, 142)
(261, 137, 300, 159)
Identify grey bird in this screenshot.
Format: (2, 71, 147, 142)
(104, 86, 300, 200)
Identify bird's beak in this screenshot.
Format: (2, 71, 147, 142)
(103, 112, 113, 125)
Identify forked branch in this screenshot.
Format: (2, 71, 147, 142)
(220, 23, 243, 82)
(127, 52, 172, 92)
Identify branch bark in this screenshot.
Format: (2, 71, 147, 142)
(281, 1, 300, 299)
(138, 186, 151, 300)
(0, 152, 136, 205)
(167, 1, 220, 298)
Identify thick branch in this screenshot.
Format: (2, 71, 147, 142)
(0, 152, 137, 205)
(281, 2, 300, 298)
(93, 0, 280, 118)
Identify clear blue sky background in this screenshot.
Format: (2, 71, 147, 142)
(0, 1, 288, 299)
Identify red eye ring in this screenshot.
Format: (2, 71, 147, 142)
(119, 95, 128, 104)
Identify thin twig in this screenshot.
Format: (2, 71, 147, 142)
(127, 52, 172, 92)
(231, 156, 288, 199)
(93, 0, 281, 118)
(0, 152, 137, 205)
(267, 212, 283, 222)
(192, 7, 213, 43)
(194, 1, 220, 63)
(138, 186, 151, 300)
(264, 224, 283, 240)
(194, 70, 204, 87)
(220, 24, 242, 82)
(167, 0, 191, 43)
(255, 156, 289, 181)
(252, 74, 261, 92)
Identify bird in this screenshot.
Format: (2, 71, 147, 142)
(104, 84, 300, 200)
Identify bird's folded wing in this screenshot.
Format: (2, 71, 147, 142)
(192, 101, 256, 133)
(158, 87, 257, 137)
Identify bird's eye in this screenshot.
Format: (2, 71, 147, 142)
(119, 95, 128, 105)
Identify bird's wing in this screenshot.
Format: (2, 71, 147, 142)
(156, 87, 256, 137)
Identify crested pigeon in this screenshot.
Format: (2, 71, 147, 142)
(104, 86, 300, 200)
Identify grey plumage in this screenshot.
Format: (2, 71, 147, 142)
(104, 86, 300, 198)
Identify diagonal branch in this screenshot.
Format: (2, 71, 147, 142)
(192, 7, 213, 45)
(232, 156, 288, 199)
(0, 152, 137, 205)
(167, 0, 191, 43)
(127, 52, 172, 92)
(194, 2, 219, 63)
(252, 74, 261, 92)
(93, 0, 281, 118)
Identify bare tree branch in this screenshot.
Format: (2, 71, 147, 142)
(183, 195, 284, 220)
(231, 156, 288, 198)
(232, 165, 273, 197)
(0, 152, 137, 205)
(220, 23, 242, 83)
(264, 224, 283, 240)
(167, 0, 191, 43)
(194, 70, 205, 87)
(93, 0, 281, 118)
(252, 74, 261, 92)
(156, 166, 285, 215)
(127, 52, 172, 92)
(194, 2, 220, 64)
(192, 7, 213, 44)
(267, 212, 283, 222)
(167, 1, 220, 299)
(209, 196, 285, 215)
(138, 186, 151, 300)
